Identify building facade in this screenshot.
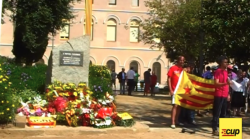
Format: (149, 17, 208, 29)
(0, 0, 171, 85)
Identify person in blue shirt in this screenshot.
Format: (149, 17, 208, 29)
(202, 66, 213, 79)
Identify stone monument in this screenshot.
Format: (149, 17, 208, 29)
(46, 36, 90, 85)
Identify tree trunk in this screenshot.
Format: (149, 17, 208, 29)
(15, 57, 22, 66)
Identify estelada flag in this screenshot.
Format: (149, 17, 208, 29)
(173, 71, 215, 110)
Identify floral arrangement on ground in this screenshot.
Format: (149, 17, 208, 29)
(16, 81, 135, 128)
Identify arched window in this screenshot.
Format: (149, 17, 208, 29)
(152, 62, 161, 83)
(130, 20, 139, 42)
(130, 61, 139, 73)
(89, 60, 92, 66)
(84, 19, 94, 40)
(106, 19, 117, 41)
(60, 20, 70, 40)
(107, 60, 115, 70)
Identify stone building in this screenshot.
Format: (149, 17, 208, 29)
(0, 0, 171, 85)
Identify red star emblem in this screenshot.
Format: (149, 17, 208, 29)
(184, 87, 191, 94)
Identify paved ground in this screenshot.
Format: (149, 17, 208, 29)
(1, 91, 250, 139)
(114, 92, 250, 138)
(115, 92, 250, 127)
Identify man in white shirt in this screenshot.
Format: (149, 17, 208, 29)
(127, 67, 135, 96)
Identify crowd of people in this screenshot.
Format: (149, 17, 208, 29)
(167, 56, 250, 136)
(109, 55, 249, 136)
(110, 67, 158, 96)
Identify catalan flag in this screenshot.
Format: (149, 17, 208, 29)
(173, 71, 215, 110)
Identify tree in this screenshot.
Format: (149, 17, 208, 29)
(201, 0, 250, 64)
(141, 0, 213, 65)
(141, 0, 203, 63)
(3, 0, 80, 65)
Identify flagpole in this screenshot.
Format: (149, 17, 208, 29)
(85, 0, 92, 36)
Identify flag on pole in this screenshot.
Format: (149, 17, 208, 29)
(85, 0, 92, 36)
(173, 71, 215, 110)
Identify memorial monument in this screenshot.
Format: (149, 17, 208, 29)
(46, 36, 90, 85)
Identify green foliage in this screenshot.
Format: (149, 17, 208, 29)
(0, 56, 47, 93)
(142, 0, 250, 64)
(201, 0, 250, 64)
(3, 0, 81, 64)
(16, 89, 41, 103)
(89, 65, 113, 99)
(55, 112, 68, 125)
(141, 0, 202, 62)
(115, 119, 135, 127)
(0, 63, 15, 124)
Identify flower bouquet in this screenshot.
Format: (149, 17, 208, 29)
(113, 112, 135, 127)
(44, 81, 135, 128)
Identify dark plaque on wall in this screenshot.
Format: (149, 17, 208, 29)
(59, 51, 83, 66)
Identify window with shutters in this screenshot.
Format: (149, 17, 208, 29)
(106, 19, 117, 41)
(60, 20, 70, 40)
(130, 20, 139, 42)
(132, 0, 139, 7)
(83, 19, 94, 41)
(109, 0, 116, 5)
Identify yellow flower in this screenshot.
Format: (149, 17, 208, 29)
(9, 116, 12, 119)
(6, 108, 10, 111)
(3, 79, 6, 81)
(2, 112, 4, 114)
(9, 82, 12, 85)
(5, 87, 7, 89)
(6, 101, 9, 103)
(0, 68, 2, 71)
(12, 104, 15, 107)
(0, 81, 2, 83)
(1, 101, 4, 103)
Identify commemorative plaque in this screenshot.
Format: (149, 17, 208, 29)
(59, 51, 83, 66)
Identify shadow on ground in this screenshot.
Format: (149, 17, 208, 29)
(115, 92, 250, 134)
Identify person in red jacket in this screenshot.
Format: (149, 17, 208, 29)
(150, 72, 157, 96)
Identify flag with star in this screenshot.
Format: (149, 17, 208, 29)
(173, 71, 215, 110)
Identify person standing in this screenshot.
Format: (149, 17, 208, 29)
(231, 70, 248, 116)
(227, 65, 237, 115)
(127, 67, 136, 96)
(134, 70, 140, 92)
(212, 56, 231, 136)
(202, 66, 213, 79)
(111, 69, 117, 90)
(144, 68, 151, 96)
(168, 56, 185, 129)
(178, 64, 196, 125)
(243, 71, 249, 114)
(117, 68, 126, 95)
(228, 65, 237, 80)
(202, 66, 213, 115)
(150, 72, 157, 96)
